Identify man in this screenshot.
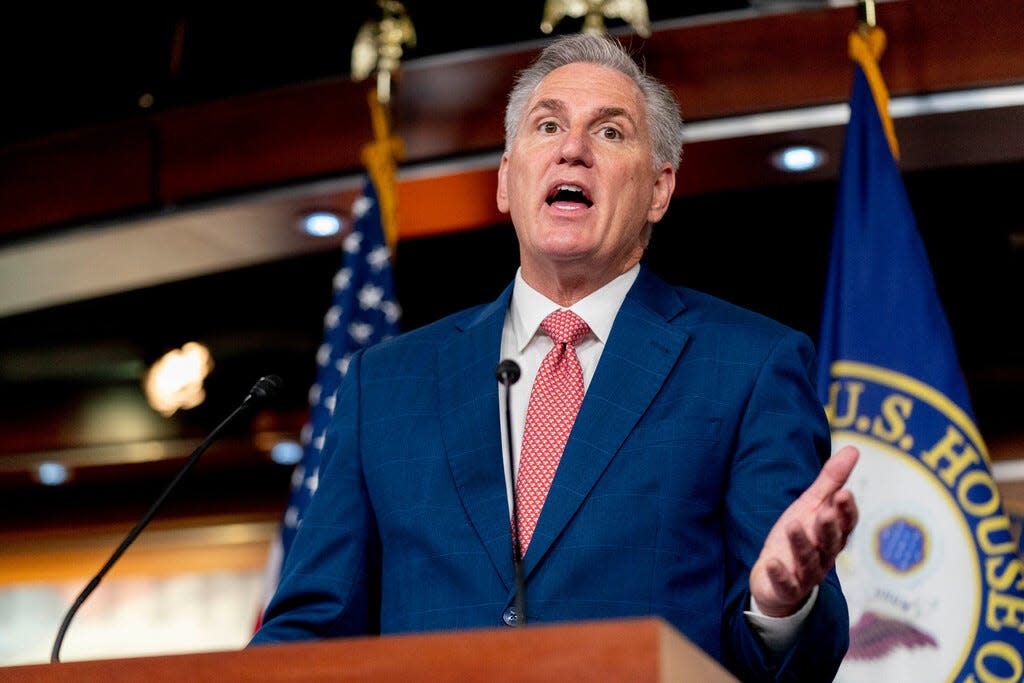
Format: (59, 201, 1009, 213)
(253, 33, 859, 681)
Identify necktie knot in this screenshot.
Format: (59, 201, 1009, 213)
(540, 309, 590, 348)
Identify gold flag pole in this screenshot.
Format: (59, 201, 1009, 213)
(350, 0, 416, 251)
(857, 0, 877, 31)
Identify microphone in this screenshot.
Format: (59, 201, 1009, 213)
(495, 359, 521, 386)
(50, 374, 284, 663)
(495, 359, 526, 626)
(245, 374, 284, 403)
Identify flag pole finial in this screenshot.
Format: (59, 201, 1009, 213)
(350, 0, 417, 107)
(351, 1, 411, 251)
(857, 0, 877, 31)
(541, 0, 650, 38)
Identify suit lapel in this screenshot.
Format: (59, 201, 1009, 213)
(439, 283, 516, 589)
(523, 267, 692, 572)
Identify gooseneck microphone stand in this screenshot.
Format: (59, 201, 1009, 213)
(50, 375, 282, 663)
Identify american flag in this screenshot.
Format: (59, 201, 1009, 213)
(256, 174, 401, 624)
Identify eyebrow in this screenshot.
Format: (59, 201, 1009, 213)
(530, 99, 638, 129)
(531, 98, 567, 118)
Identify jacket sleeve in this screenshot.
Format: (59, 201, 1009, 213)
(250, 348, 381, 645)
(721, 329, 849, 682)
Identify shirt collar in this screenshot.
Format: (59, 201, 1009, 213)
(510, 264, 640, 352)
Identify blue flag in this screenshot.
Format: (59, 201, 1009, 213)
(818, 28, 1024, 682)
(257, 174, 401, 624)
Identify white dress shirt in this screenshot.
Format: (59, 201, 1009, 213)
(495, 263, 814, 652)
(498, 264, 638, 489)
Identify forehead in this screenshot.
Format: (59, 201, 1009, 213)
(530, 62, 646, 117)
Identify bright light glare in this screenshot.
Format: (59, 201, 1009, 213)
(270, 441, 304, 465)
(772, 145, 826, 172)
(143, 342, 214, 416)
(37, 461, 69, 486)
(303, 212, 342, 237)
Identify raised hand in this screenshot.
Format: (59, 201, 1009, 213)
(750, 444, 860, 617)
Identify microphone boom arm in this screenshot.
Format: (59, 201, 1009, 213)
(50, 375, 282, 663)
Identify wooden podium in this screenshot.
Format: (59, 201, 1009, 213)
(4, 618, 738, 681)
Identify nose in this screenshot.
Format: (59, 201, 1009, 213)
(557, 127, 593, 167)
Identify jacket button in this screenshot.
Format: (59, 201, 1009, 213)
(502, 606, 519, 626)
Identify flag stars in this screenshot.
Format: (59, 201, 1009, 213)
(324, 305, 342, 329)
(357, 283, 385, 310)
(367, 245, 391, 272)
(290, 465, 305, 490)
(308, 383, 322, 406)
(335, 354, 353, 375)
(305, 469, 319, 494)
(343, 231, 363, 254)
(349, 321, 374, 344)
(316, 343, 332, 367)
(351, 195, 373, 220)
(382, 301, 401, 324)
(284, 505, 299, 528)
(333, 268, 353, 291)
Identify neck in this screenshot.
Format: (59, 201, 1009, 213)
(521, 257, 640, 307)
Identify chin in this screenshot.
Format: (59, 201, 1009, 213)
(537, 244, 595, 263)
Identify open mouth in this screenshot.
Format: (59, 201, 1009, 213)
(546, 184, 593, 208)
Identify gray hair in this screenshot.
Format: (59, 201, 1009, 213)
(504, 33, 684, 173)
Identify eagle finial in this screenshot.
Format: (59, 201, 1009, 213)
(541, 0, 650, 38)
(351, 0, 417, 105)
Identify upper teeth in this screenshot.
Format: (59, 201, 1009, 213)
(558, 184, 582, 193)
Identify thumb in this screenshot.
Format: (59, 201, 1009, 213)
(806, 444, 859, 503)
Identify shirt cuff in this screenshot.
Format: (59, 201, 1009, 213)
(744, 586, 819, 654)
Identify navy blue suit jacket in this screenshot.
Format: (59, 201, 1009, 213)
(253, 266, 849, 681)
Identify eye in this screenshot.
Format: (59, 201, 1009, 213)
(539, 121, 559, 134)
(599, 126, 623, 141)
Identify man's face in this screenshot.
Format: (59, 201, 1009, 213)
(497, 62, 675, 289)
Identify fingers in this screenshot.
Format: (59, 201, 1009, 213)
(826, 444, 859, 482)
(816, 504, 846, 560)
(815, 485, 858, 558)
(804, 444, 860, 505)
(788, 521, 824, 586)
(764, 557, 803, 608)
(833, 488, 859, 535)
(761, 523, 826, 614)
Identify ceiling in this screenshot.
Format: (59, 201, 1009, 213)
(1, 0, 1023, 536)
(2, 1, 762, 147)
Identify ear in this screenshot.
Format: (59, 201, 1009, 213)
(646, 164, 676, 224)
(496, 154, 511, 214)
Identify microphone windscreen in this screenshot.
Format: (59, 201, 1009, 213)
(250, 374, 284, 401)
(495, 360, 521, 385)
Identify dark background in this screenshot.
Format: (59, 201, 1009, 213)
(1, 2, 1021, 530)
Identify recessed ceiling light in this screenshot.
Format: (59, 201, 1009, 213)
(771, 145, 827, 172)
(302, 211, 343, 237)
(270, 440, 304, 465)
(36, 461, 70, 486)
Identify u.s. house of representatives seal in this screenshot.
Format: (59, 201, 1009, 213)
(824, 361, 1023, 683)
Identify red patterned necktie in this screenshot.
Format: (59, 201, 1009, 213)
(516, 309, 590, 554)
